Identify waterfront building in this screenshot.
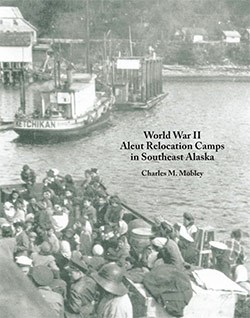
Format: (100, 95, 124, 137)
(0, 6, 37, 84)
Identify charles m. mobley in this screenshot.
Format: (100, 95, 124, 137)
(141, 169, 204, 178)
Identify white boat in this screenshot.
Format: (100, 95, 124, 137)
(13, 69, 114, 141)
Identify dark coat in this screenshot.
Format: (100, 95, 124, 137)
(143, 264, 193, 317)
(65, 276, 96, 318)
(15, 230, 29, 255)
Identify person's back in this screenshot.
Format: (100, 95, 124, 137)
(66, 275, 96, 317)
(97, 293, 133, 318)
(159, 238, 184, 269)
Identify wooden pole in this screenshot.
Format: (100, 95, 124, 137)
(129, 26, 133, 56)
(54, 53, 58, 88)
(141, 59, 146, 102)
(86, 0, 90, 73)
(20, 65, 26, 114)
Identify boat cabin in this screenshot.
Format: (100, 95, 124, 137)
(39, 73, 96, 120)
(112, 56, 163, 105)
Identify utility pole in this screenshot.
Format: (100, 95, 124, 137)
(20, 63, 26, 114)
(129, 26, 133, 56)
(86, 0, 90, 73)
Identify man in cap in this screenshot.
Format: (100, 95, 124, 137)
(64, 256, 96, 318)
(141, 237, 166, 269)
(183, 212, 197, 239)
(209, 241, 231, 277)
(31, 265, 64, 318)
(20, 165, 36, 195)
(92, 262, 133, 318)
(177, 225, 197, 265)
(156, 235, 185, 270)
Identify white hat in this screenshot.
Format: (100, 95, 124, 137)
(209, 241, 228, 250)
(15, 256, 33, 266)
(60, 240, 72, 259)
(25, 213, 35, 222)
(92, 244, 104, 256)
(52, 169, 59, 176)
(235, 265, 248, 283)
(118, 220, 128, 236)
(151, 237, 167, 248)
(4, 202, 14, 210)
(179, 225, 194, 243)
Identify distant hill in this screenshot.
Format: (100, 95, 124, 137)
(0, 0, 250, 64)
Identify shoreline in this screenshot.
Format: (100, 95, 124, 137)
(163, 65, 250, 81)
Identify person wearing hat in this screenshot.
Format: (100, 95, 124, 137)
(64, 256, 96, 318)
(141, 237, 166, 269)
(183, 212, 198, 239)
(81, 244, 106, 271)
(105, 236, 131, 266)
(156, 235, 185, 270)
(91, 262, 133, 318)
(104, 196, 124, 229)
(8, 189, 20, 205)
(15, 255, 33, 275)
(20, 165, 36, 196)
(177, 225, 198, 265)
(209, 241, 231, 277)
(13, 219, 29, 256)
(31, 265, 64, 318)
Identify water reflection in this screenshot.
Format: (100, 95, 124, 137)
(0, 81, 250, 268)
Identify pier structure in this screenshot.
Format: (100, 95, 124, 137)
(0, 6, 37, 84)
(112, 55, 163, 104)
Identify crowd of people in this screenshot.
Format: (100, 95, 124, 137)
(0, 165, 249, 318)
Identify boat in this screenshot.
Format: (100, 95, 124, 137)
(0, 118, 13, 131)
(0, 179, 247, 318)
(13, 64, 115, 141)
(112, 55, 168, 110)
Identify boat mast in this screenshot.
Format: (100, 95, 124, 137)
(129, 26, 133, 56)
(20, 63, 26, 114)
(85, 0, 91, 73)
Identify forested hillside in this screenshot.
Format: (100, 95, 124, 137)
(1, 0, 250, 64)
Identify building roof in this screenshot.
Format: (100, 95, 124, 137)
(0, 6, 23, 19)
(0, 32, 31, 46)
(222, 31, 241, 38)
(0, 6, 37, 32)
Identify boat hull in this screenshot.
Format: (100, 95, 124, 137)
(13, 110, 111, 142)
(115, 92, 168, 111)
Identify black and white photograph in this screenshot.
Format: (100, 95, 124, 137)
(0, 0, 249, 317)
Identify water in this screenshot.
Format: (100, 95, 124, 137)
(0, 80, 250, 268)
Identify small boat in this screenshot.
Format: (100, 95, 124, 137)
(13, 65, 115, 141)
(0, 118, 13, 131)
(112, 55, 167, 110)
